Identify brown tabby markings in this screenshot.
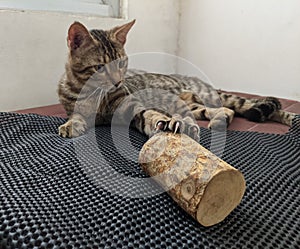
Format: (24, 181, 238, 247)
(57, 20, 297, 140)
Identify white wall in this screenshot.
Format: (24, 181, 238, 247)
(2, 0, 300, 111)
(0, 0, 180, 111)
(178, 0, 300, 101)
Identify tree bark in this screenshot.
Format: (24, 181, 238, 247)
(139, 132, 246, 227)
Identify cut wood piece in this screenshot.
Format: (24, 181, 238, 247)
(139, 132, 246, 227)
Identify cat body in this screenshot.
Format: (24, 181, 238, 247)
(58, 20, 296, 140)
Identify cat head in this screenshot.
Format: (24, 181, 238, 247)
(66, 20, 135, 89)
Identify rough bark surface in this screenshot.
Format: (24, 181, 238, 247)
(139, 132, 246, 227)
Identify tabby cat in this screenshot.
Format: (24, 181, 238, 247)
(58, 20, 296, 140)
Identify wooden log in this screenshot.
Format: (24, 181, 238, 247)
(139, 132, 246, 227)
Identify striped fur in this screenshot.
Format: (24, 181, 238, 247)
(58, 21, 297, 140)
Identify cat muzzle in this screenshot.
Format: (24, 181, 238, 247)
(113, 80, 124, 88)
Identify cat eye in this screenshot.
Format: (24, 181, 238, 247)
(96, 64, 105, 73)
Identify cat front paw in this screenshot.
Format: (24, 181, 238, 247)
(58, 119, 87, 138)
(155, 114, 200, 141)
(208, 119, 228, 131)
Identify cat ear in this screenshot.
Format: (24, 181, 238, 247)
(67, 22, 93, 51)
(112, 19, 136, 45)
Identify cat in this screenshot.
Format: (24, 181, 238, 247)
(57, 20, 297, 141)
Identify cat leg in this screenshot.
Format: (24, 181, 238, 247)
(134, 110, 200, 141)
(59, 113, 88, 138)
(179, 91, 234, 130)
(190, 104, 235, 130)
(206, 107, 235, 130)
(269, 110, 297, 126)
(235, 96, 297, 126)
(239, 97, 282, 122)
(219, 93, 293, 124)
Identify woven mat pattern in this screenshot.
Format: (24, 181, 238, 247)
(0, 112, 299, 249)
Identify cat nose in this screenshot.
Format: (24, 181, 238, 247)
(114, 80, 123, 88)
(110, 74, 123, 88)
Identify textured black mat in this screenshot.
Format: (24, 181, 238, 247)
(0, 112, 299, 249)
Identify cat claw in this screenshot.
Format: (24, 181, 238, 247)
(154, 116, 200, 141)
(173, 121, 181, 134)
(188, 126, 200, 141)
(155, 121, 167, 131)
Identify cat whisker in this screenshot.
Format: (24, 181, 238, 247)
(95, 88, 108, 110)
(80, 87, 100, 104)
(99, 89, 105, 104)
(122, 85, 131, 95)
(125, 82, 138, 94)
